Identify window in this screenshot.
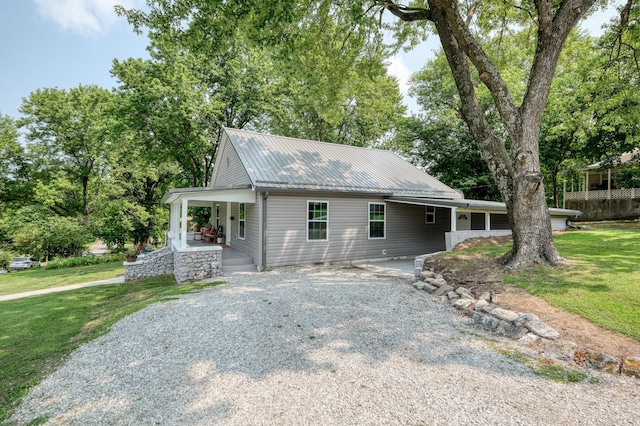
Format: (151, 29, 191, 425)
(369, 203, 385, 239)
(425, 205, 436, 224)
(238, 203, 245, 240)
(307, 201, 328, 241)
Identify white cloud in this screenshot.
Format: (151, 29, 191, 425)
(34, 0, 138, 36)
(386, 55, 412, 95)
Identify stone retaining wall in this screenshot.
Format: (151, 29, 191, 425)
(415, 269, 640, 378)
(124, 247, 174, 281)
(173, 247, 223, 284)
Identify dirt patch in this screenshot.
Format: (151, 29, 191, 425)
(423, 238, 640, 360)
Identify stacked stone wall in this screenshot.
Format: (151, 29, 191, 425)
(124, 247, 174, 281)
(173, 248, 222, 284)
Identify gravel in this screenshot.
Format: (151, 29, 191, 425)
(10, 265, 640, 425)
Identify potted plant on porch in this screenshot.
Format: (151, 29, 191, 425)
(124, 249, 138, 262)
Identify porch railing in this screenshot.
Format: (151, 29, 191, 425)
(565, 188, 639, 201)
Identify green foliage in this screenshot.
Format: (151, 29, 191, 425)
(19, 85, 115, 221)
(5, 206, 92, 260)
(44, 253, 125, 270)
(0, 113, 32, 209)
(0, 276, 223, 423)
(0, 248, 16, 271)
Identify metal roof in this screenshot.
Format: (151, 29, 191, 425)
(579, 149, 640, 171)
(388, 197, 582, 217)
(223, 128, 463, 199)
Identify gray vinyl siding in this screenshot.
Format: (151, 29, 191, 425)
(490, 213, 510, 230)
(471, 212, 485, 230)
(265, 193, 450, 267)
(229, 202, 259, 261)
(550, 216, 568, 231)
(211, 136, 252, 188)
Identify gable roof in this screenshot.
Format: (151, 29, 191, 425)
(216, 128, 463, 199)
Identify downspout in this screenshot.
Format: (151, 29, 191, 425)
(260, 192, 269, 271)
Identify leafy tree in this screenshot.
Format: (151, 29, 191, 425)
(5, 206, 91, 261)
(19, 86, 115, 222)
(0, 113, 32, 210)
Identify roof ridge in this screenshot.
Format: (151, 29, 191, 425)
(223, 127, 393, 155)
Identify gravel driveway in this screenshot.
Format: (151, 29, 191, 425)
(11, 266, 640, 425)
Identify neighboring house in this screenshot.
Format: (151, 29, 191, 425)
(129, 127, 578, 283)
(563, 150, 640, 220)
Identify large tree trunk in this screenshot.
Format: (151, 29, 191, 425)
(413, 0, 596, 269)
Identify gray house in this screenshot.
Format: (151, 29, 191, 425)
(126, 128, 580, 283)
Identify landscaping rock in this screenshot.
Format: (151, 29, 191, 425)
(455, 286, 474, 299)
(447, 291, 460, 300)
(541, 340, 577, 362)
(622, 357, 640, 378)
(422, 283, 437, 293)
(433, 284, 454, 296)
(513, 313, 540, 327)
(518, 333, 540, 345)
(584, 350, 621, 374)
(478, 292, 492, 302)
(495, 321, 526, 339)
(431, 278, 448, 287)
(523, 320, 560, 340)
(474, 299, 489, 312)
(420, 270, 437, 280)
(480, 303, 499, 315)
(453, 298, 474, 310)
(468, 310, 501, 331)
(490, 307, 520, 322)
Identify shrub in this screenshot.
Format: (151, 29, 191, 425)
(45, 253, 125, 270)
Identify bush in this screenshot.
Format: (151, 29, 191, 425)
(45, 253, 125, 269)
(6, 206, 92, 260)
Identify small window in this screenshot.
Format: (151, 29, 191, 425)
(238, 203, 245, 240)
(369, 203, 385, 239)
(425, 205, 436, 224)
(307, 201, 328, 241)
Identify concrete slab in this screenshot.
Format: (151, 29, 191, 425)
(353, 259, 415, 281)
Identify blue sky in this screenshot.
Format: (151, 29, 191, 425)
(0, 1, 620, 121)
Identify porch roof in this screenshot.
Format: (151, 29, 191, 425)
(388, 196, 581, 217)
(163, 186, 256, 205)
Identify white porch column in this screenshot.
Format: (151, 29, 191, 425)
(485, 212, 491, 231)
(181, 198, 188, 249)
(607, 169, 612, 200)
(226, 201, 232, 246)
(170, 202, 180, 240)
(563, 179, 567, 209)
(450, 207, 457, 232)
(585, 171, 589, 200)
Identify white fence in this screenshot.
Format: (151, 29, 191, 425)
(565, 188, 638, 201)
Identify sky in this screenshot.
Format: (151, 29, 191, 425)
(0, 1, 621, 122)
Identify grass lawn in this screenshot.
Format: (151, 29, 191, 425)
(0, 275, 223, 423)
(0, 261, 124, 296)
(468, 221, 640, 341)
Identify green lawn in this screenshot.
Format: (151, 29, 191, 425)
(470, 221, 640, 341)
(0, 261, 124, 296)
(0, 275, 223, 423)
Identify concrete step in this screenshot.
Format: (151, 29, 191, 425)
(222, 264, 258, 274)
(222, 256, 254, 266)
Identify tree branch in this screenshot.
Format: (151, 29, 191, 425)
(430, 0, 521, 140)
(375, 1, 433, 22)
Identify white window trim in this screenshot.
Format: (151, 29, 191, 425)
(368, 202, 386, 240)
(306, 200, 329, 242)
(425, 205, 436, 224)
(238, 203, 246, 240)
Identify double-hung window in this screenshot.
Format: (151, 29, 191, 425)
(238, 203, 245, 240)
(425, 205, 436, 224)
(307, 201, 328, 241)
(369, 203, 385, 239)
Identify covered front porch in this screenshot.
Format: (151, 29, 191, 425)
(164, 187, 256, 251)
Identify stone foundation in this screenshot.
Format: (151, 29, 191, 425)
(124, 247, 174, 281)
(173, 246, 223, 284)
